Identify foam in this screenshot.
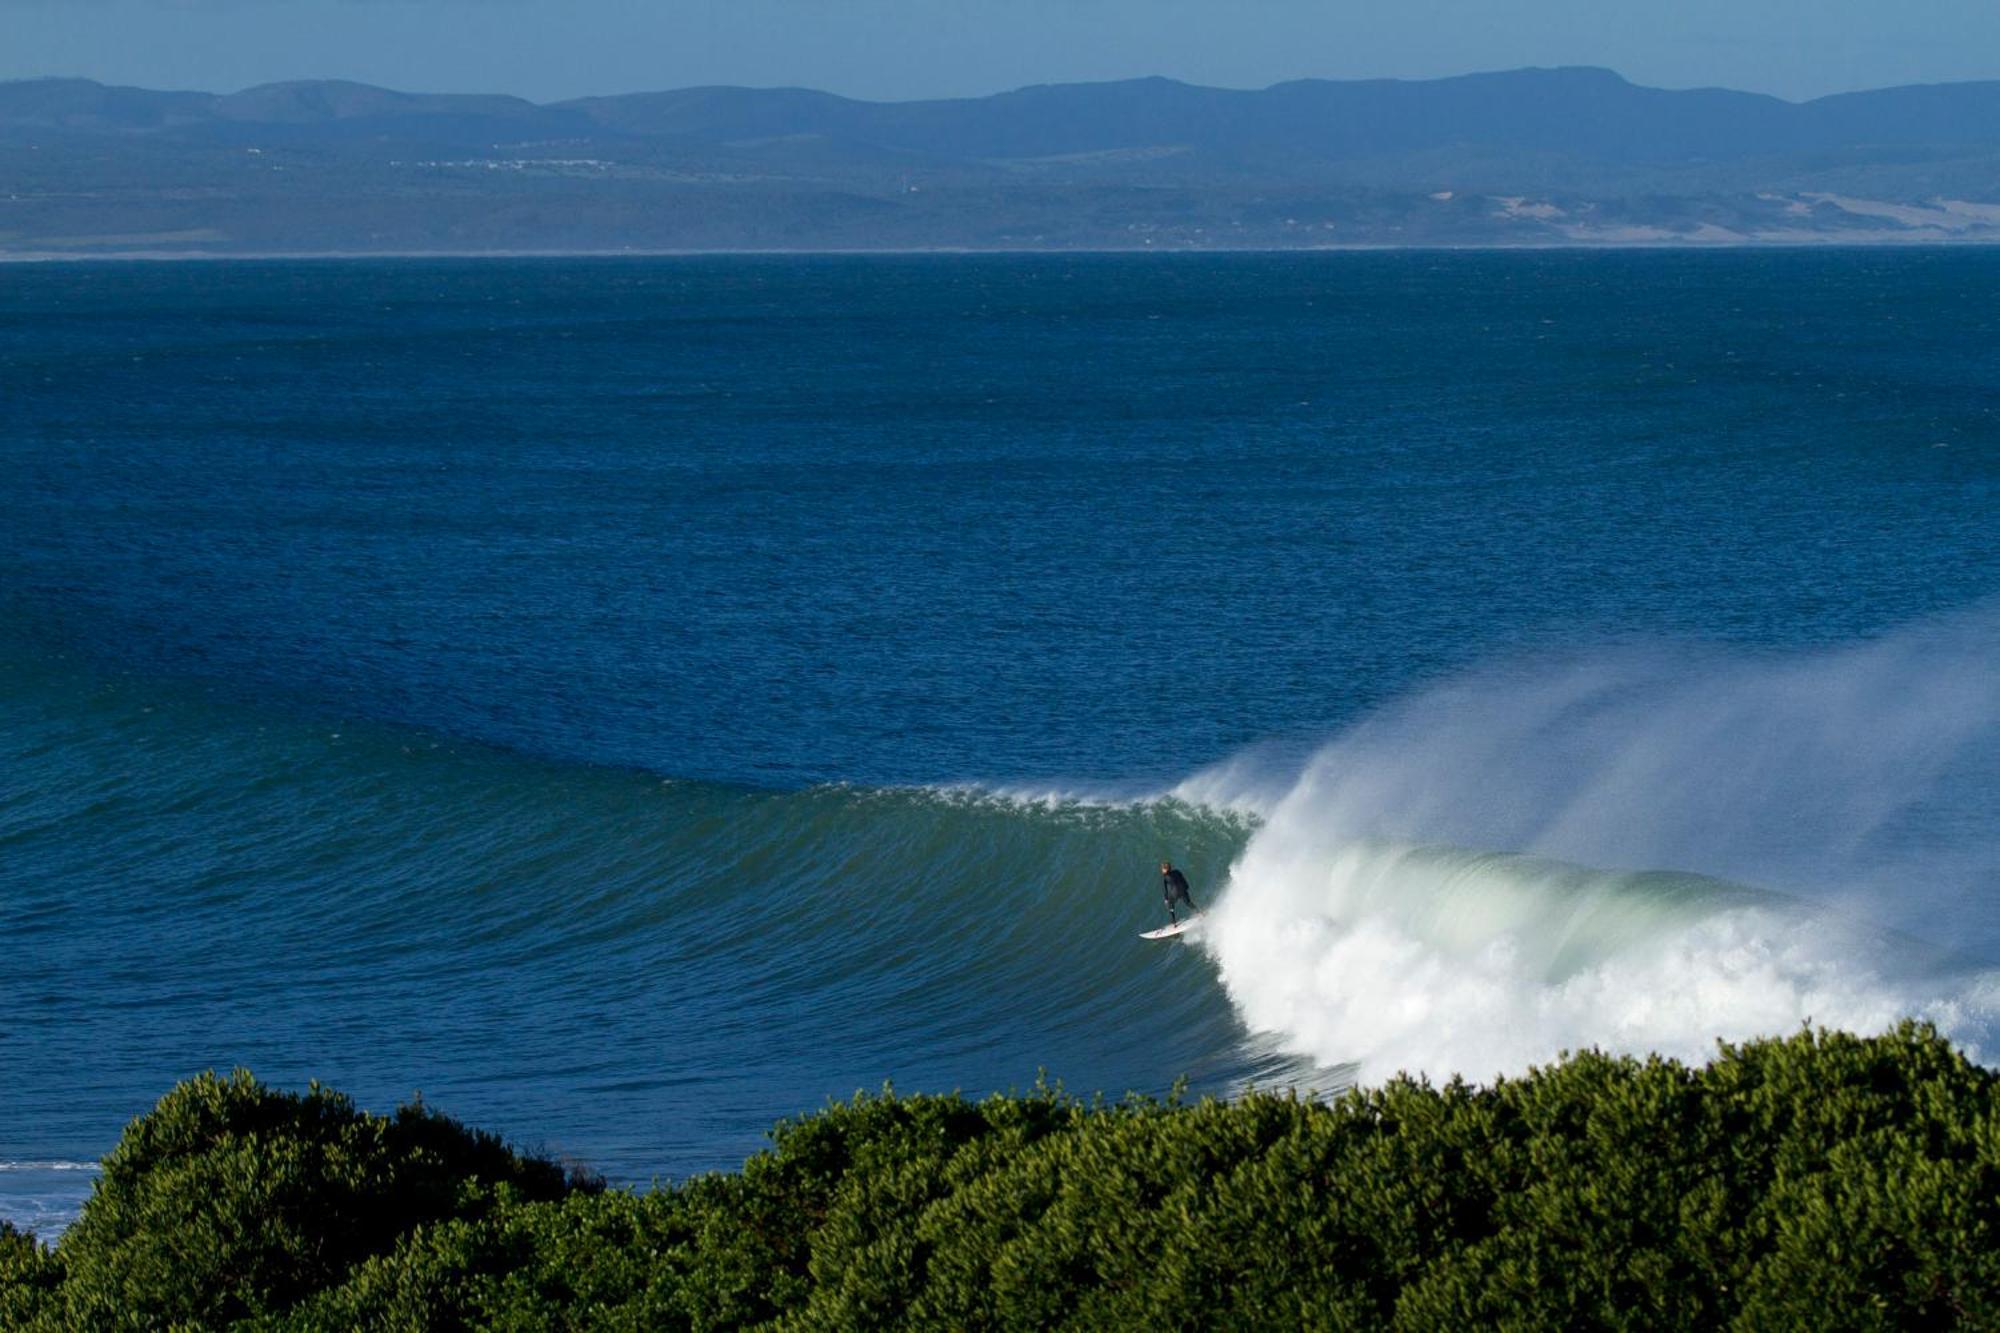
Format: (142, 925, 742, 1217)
(0, 1160, 100, 1240)
(1199, 607, 2000, 1083)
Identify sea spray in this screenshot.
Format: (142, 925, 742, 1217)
(1200, 607, 2000, 1081)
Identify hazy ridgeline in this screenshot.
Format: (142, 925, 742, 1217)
(6, 67, 2000, 251)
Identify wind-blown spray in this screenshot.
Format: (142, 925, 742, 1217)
(1200, 607, 2000, 1083)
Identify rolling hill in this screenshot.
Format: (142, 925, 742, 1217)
(3, 67, 1999, 253)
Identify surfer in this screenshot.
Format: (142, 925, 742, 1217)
(1159, 860, 1198, 924)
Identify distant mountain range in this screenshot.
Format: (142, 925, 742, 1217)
(5, 67, 2000, 254)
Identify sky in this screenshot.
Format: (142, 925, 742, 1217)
(3, 0, 1997, 104)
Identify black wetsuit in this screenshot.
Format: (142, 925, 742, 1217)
(1162, 867, 1197, 920)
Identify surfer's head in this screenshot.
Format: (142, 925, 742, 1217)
(1160, 860, 1172, 873)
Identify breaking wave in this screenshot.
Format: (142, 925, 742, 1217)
(1197, 607, 2000, 1082)
(6, 606, 1999, 1238)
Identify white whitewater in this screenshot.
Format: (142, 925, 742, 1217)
(1198, 607, 2000, 1083)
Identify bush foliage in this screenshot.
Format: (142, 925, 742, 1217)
(7, 1024, 2000, 1328)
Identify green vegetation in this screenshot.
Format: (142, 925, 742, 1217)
(7, 1024, 2000, 1329)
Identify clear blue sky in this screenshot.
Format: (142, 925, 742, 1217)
(4, 0, 1996, 103)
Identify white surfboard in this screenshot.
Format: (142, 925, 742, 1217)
(1140, 916, 1202, 940)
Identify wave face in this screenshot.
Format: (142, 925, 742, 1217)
(0, 644, 1283, 1235)
(1199, 610, 2000, 1081)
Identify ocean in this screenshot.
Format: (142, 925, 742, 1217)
(3, 251, 1997, 1236)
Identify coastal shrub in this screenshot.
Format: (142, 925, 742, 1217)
(5, 1024, 1999, 1328)
(0, 1221, 61, 1327)
(23, 1069, 588, 1329)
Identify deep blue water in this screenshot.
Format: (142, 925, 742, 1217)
(3, 252, 1997, 1236)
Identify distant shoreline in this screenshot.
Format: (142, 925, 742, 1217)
(11, 71, 1999, 256)
(8, 237, 2000, 263)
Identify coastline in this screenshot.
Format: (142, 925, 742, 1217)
(8, 235, 2000, 262)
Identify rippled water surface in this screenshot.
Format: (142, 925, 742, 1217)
(4, 252, 1997, 1233)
